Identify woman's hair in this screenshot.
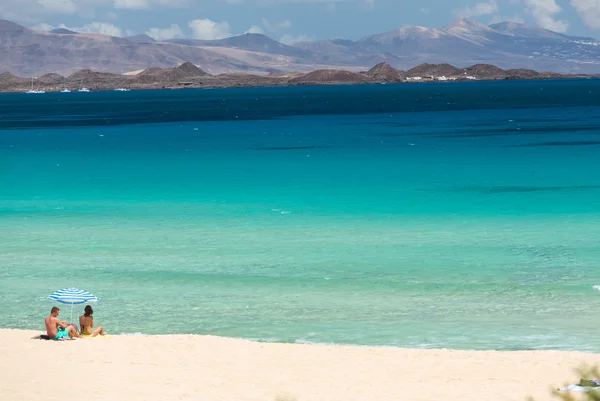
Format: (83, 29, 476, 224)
(84, 305, 93, 317)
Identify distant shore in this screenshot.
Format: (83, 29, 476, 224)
(1, 61, 597, 94)
(1, 328, 598, 401)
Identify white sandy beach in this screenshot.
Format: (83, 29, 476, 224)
(1, 329, 598, 401)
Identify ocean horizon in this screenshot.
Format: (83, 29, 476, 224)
(1, 80, 600, 351)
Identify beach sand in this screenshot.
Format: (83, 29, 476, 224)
(1, 328, 598, 401)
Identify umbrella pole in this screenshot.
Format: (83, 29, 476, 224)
(70, 303, 74, 324)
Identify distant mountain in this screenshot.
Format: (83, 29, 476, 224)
(294, 38, 404, 67)
(348, 19, 597, 72)
(354, 25, 484, 60)
(488, 22, 569, 40)
(50, 28, 78, 35)
(353, 23, 501, 64)
(0, 19, 26, 34)
(166, 33, 311, 59)
(442, 18, 509, 45)
(298, 18, 600, 73)
(0, 71, 27, 84)
(125, 34, 155, 44)
(0, 18, 600, 77)
(38, 73, 66, 84)
(0, 20, 341, 76)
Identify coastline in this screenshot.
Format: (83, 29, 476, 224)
(1, 76, 596, 96)
(2, 61, 598, 94)
(2, 328, 598, 401)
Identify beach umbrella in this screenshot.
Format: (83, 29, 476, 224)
(47, 288, 99, 323)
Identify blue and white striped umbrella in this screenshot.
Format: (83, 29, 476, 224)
(48, 288, 99, 305)
(47, 288, 99, 322)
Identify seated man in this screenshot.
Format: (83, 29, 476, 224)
(45, 306, 81, 340)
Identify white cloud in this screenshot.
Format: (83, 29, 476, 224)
(112, 0, 189, 9)
(33, 22, 56, 31)
(38, 0, 79, 14)
(146, 24, 184, 40)
(113, 0, 149, 8)
(489, 14, 525, 24)
(155, 0, 189, 5)
(259, 0, 343, 4)
(37, 21, 124, 36)
(246, 25, 265, 34)
(571, 0, 600, 30)
(523, 0, 568, 32)
(454, 0, 498, 18)
(188, 19, 232, 40)
(279, 33, 315, 45)
(80, 21, 123, 36)
(0, 0, 189, 24)
(261, 18, 292, 32)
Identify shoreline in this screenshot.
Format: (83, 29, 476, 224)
(3, 61, 599, 94)
(4, 326, 600, 354)
(4, 75, 597, 95)
(2, 328, 599, 401)
(5, 327, 600, 353)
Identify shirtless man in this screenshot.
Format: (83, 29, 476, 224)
(45, 307, 81, 340)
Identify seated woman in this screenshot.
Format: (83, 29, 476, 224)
(79, 305, 106, 337)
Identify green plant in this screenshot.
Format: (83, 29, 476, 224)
(529, 365, 600, 401)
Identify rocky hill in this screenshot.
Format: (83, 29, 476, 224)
(289, 69, 372, 85)
(0, 62, 593, 93)
(406, 63, 462, 77)
(364, 63, 405, 82)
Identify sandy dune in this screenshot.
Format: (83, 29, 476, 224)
(1, 329, 598, 401)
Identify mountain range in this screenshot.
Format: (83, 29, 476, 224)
(1, 18, 599, 77)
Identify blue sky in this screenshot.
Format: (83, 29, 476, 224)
(2, 1, 599, 43)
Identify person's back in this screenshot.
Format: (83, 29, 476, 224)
(79, 315, 93, 334)
(79, 305, 106, 337)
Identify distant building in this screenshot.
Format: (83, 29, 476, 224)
(407, 76, 423, 81)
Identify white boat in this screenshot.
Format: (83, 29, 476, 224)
(78, 79, 90, 92)
(114, 88, 130, 92)
(61, 88, 72, 93)
(25, 77, 45, 94)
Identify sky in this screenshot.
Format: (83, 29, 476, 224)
(1, 0, 600, 44)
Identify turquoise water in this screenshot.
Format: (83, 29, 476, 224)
(1, 81, 600, 351)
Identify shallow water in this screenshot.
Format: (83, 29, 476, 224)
(1, 81, 600, 351)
